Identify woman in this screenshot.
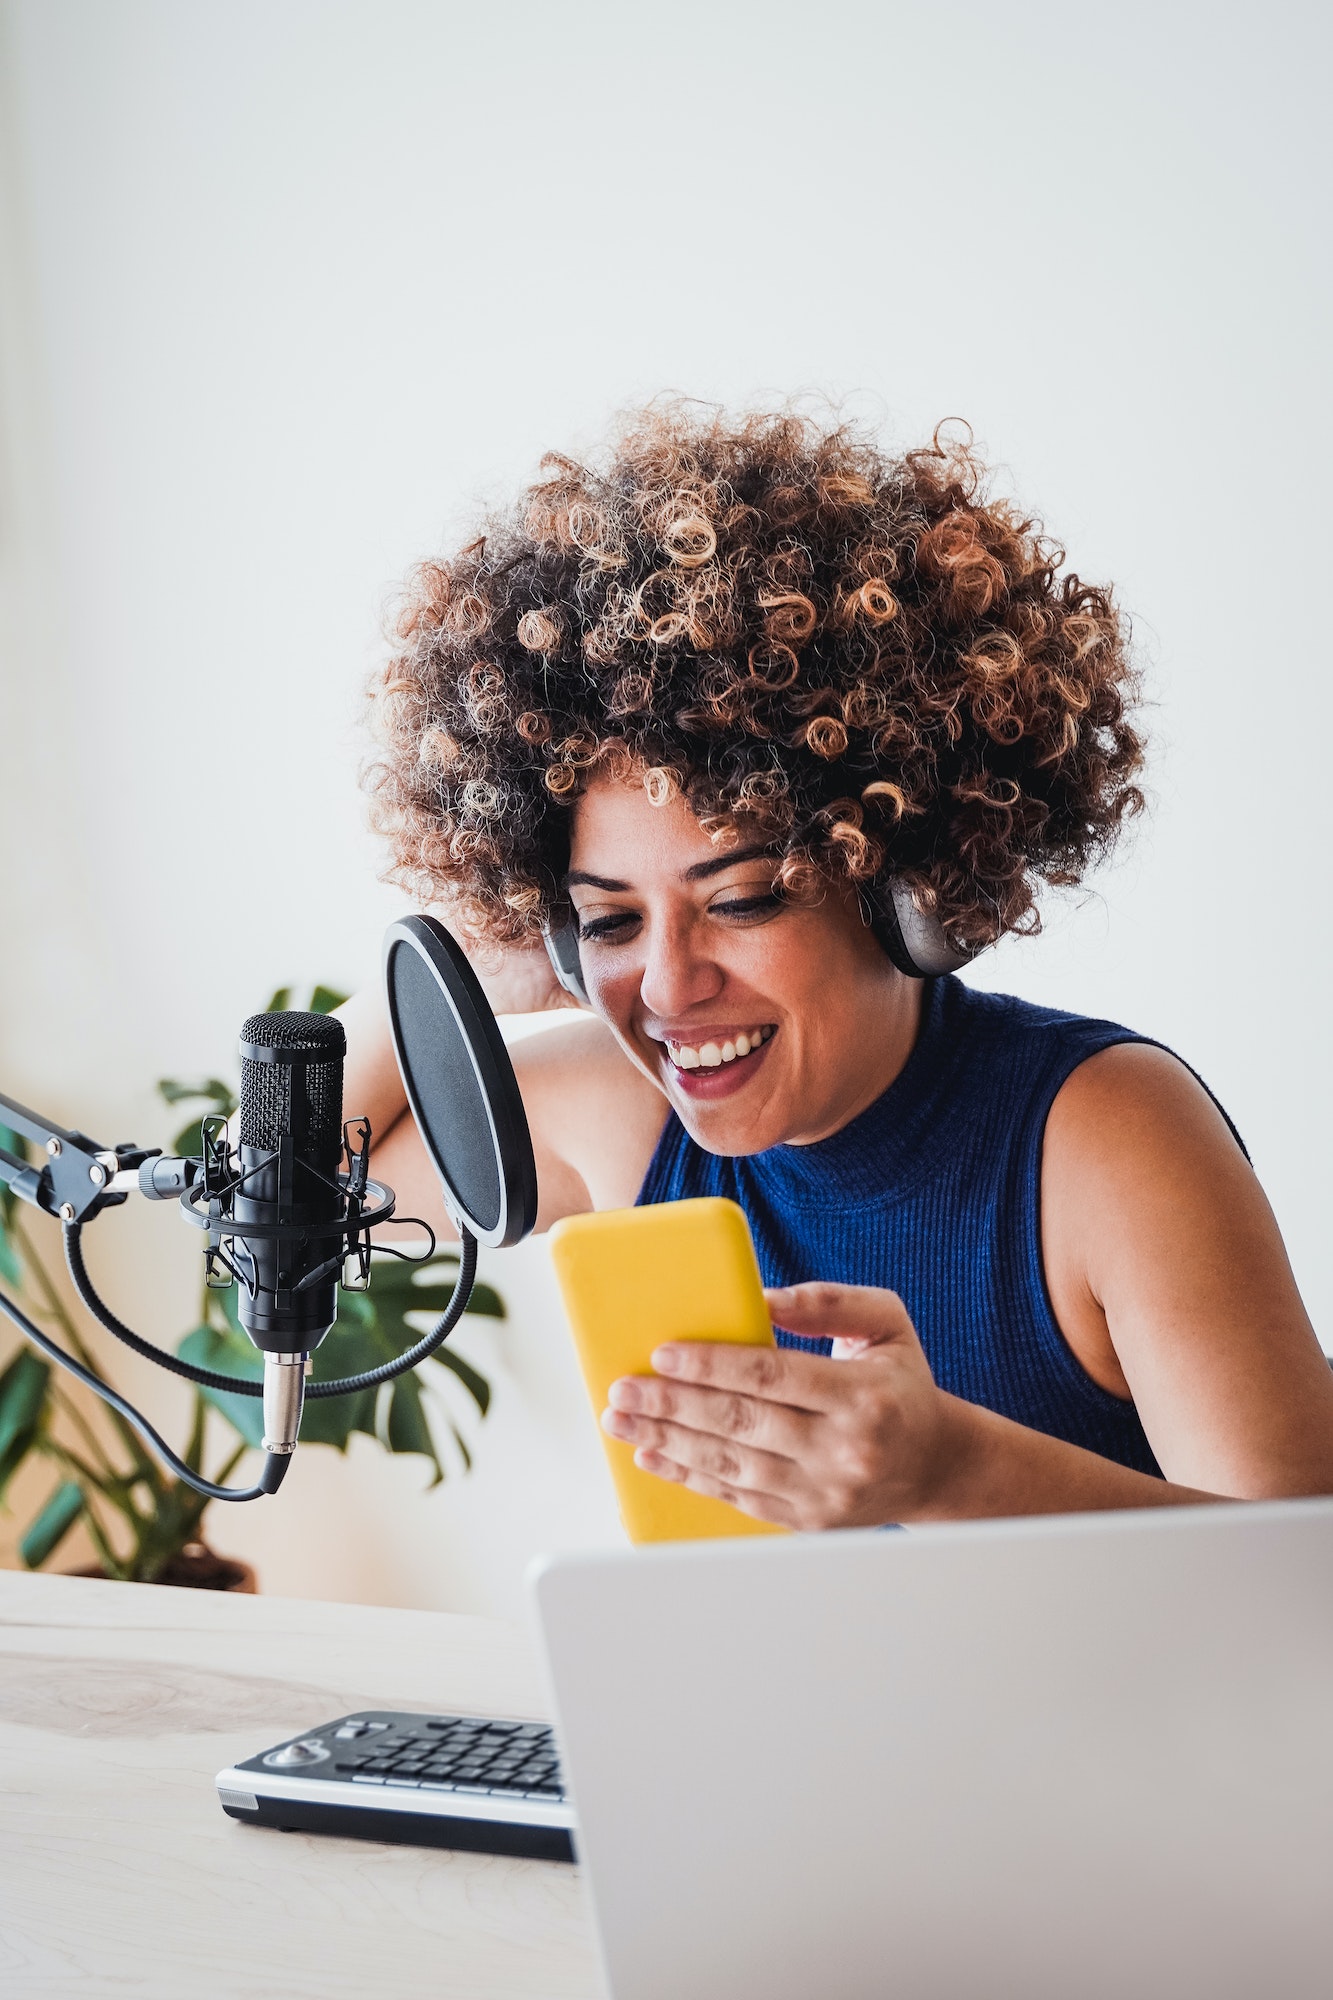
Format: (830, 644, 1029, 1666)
(343, 404, 1333, 1529)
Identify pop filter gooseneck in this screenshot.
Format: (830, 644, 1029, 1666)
(383, 917, 539, 1250)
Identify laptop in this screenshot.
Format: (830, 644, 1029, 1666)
(531, 1499, 1333, 2000)
(218, 1498, 1333, 1998)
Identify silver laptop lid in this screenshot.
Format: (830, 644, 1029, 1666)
(532, 1501, 1333, 2000)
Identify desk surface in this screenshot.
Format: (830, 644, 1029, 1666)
(0, 1570, 601, 1998)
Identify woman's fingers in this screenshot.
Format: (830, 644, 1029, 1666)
(605, 1369, 817, 1452)
(631, 1445, 800, 1529)
(645, 1336, 839, 1412)
(604, 1402, 802, 1512)
(764, 1281, 918, 1349)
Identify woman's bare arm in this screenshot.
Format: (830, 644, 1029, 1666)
(336, 945, 665, 1239)
(1042, 1043, 1333, 1498)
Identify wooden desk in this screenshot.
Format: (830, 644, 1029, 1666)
(0, 1571, 602, 1998)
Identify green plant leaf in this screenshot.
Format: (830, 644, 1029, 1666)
(432, 1345, 492, 1416)
(177, 1324, 265, 1449)
(296, 1296, 391, 1448)
(155, 1078, 237, 1158)
(0, 1209, 19, 1287)
(264, 986, 292, 1014)
(366, 1252, 505, 1321)
(0, 1124, 26, 1280)
(466, 1282, 505, 1319)
(364, 1251, 459, 1290)
(20, 1480, 84, 1568)
(385, 1371, 445, 1484)
(398, 1285, 467, 1318)
(170, 1119, 204, 1159)
(419, 1281, 505, 1320)
(156, 1076, 235, 1109)
(0, 1347, 52, 1499)
(309, 985, 349, 1015)
(215, 1284, 244, 1337)
(371, 1274, 505, 1330)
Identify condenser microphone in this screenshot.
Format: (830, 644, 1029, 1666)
(232, 1011, 347, 1457)
(0, 918, 538, 1506)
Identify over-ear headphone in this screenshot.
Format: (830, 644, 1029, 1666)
(543, 878, 981, 1008)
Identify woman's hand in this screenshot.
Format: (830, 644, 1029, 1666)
(601, 1282, 963, 1530)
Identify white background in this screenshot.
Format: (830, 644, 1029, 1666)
(0, 0, 1328, 1615)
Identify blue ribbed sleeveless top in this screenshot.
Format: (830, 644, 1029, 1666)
(637, 977, 1233, 1478)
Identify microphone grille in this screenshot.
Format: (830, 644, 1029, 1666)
(238, 1011, 346, 1164)
(239, 1011, 346, 1055)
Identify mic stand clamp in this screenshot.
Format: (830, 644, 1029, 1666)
(0, 1088, 167, 1225)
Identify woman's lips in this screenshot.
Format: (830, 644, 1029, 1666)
(657, 1029, 776, 1100)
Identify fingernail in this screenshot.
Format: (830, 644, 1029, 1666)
(634, 1447, 674, 1476)
(607, 1377, 642, 1410)
(651, 1346, 681, 1373)
(602, 1407, 638, 1440)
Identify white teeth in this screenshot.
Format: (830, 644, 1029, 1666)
(666, 1027, 771, 1071)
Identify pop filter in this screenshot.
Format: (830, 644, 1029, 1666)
(382, 916, 539, 1248)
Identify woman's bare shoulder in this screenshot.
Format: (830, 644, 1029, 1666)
(1041, 1040, 1262, 1340)
(1044, 1041, 1249, 1194)
(511, 1017, 669, 1214)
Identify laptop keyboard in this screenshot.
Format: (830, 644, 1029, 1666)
(329, 1714, 566, 1802)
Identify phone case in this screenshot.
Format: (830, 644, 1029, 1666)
(549, 1197, 786, 1543)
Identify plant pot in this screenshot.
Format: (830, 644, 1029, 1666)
(68, 1542, 257, 1592)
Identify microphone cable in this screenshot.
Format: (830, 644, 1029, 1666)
(0, 1281, 287, 1501)
(0, 1227, 478, 1505)
(62, 1221, 479, 1399)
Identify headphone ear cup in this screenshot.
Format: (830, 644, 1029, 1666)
(544, 923, 592, 1007)
(865, 879, 983, 979)
(864, 881, 924, 977)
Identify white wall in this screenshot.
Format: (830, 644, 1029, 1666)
(1, 0, 1328, 1616)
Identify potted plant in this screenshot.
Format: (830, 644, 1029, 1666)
(0, 986, 498, 1587)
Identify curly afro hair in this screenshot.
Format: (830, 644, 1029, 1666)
(365, 402, 1144, 952)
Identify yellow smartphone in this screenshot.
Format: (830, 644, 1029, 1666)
(548, 1196, 786, 1544)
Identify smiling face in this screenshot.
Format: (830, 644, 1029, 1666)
(566, 775, 923, 1155)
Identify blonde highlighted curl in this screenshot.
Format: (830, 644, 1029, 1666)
(365, 403, 1144, 950)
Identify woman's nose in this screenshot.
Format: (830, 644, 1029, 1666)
(637, 914, 724, 1018)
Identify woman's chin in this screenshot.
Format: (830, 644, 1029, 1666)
(660, 1040, 789, 1154)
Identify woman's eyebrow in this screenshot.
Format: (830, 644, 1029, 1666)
(565, 845, 777, 894)
(681, 843, 778, 882)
